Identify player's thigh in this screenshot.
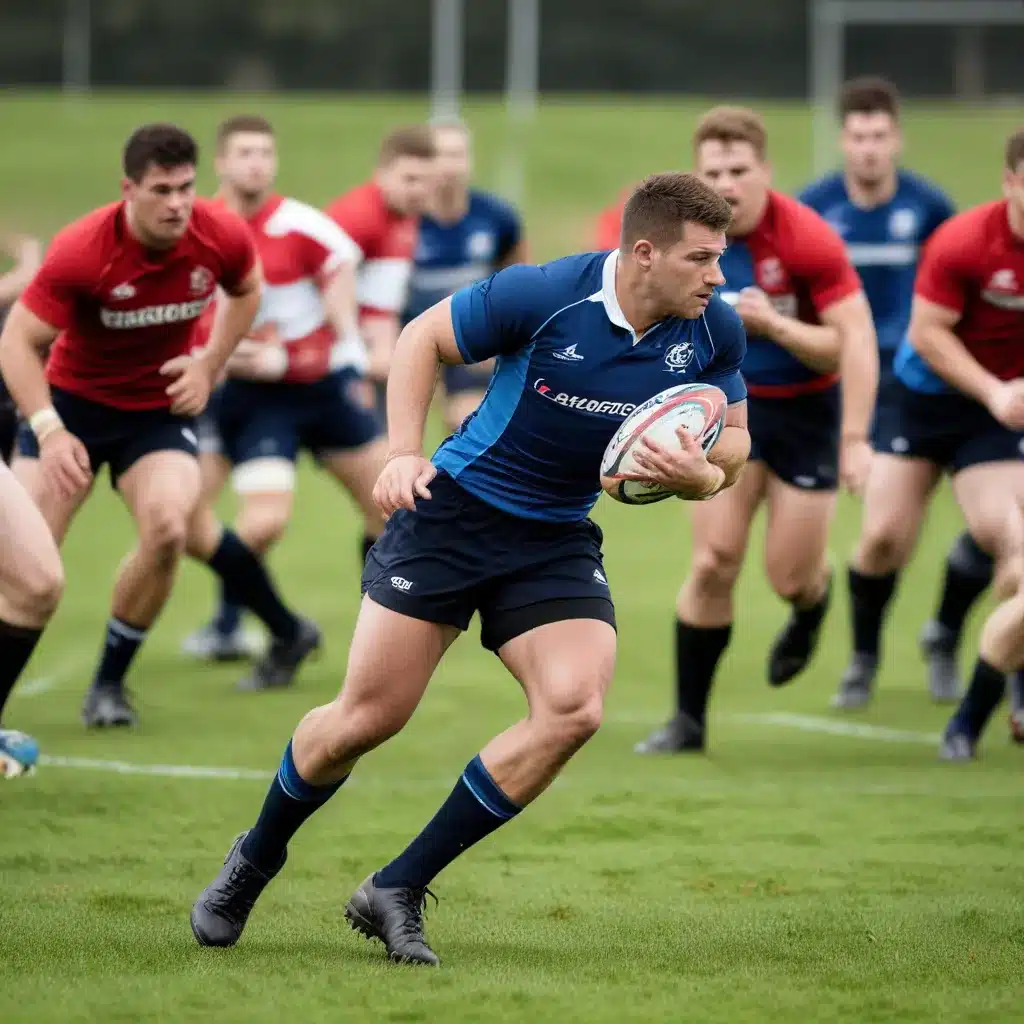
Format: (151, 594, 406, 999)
(329, 595, 461, 745)
(320, 436, 388, 524)
(856, 454, 940, 562)
(763, 474, 836, 588)
(952, 460, 1024, 558)
(0, 459, 64, 616)
(499, 617, 616, 738)
(198, 450, 230, 504)
(10, 447, 91, 546)
(117, 449, 202, 550)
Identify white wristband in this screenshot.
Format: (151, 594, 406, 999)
(29, 407, 64, 443)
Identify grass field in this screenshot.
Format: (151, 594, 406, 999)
(1, 93, 1022, 1023)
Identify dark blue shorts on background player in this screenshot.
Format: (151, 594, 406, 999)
(17, 384, 198, 487)
(747, 386, 840, 491)
(874, 376, 1024, 472)
(365, 250, 747, 649)
(206, 368, 382, 470)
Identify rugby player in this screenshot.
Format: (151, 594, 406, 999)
(799, 79, 989, 708)
(190, 172, 749, 965)
(636, 106, 877, 755)
(0, 124, 313, 727)
(326, 126, 435, 416)
(404, 119, 526, 431)
(879, 128, 1024, 758)
(181, 116, 386, 678)
(832, 129, 1024, 714)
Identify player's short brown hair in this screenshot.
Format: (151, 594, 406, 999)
(620, 172, 732, 250)
(123, 124, 198, 183)
(1006, 129, 1024, 172)
(839, 76, 901, 122)
(692, 106, 767, 161)
(215, 114, 274, 152)
(378, 125, 437, 167)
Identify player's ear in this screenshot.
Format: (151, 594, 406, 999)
(120, 177, 134, 202)
(631, 240, 654, 269)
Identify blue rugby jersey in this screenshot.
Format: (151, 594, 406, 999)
(799, 170, 954, 354)
(432, 250, 747, 522)
(403, 189, 522, 322)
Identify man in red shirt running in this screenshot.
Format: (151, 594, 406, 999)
(0, 123, 316, 729)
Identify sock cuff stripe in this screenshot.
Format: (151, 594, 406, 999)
(462, 756, 521, 820)
(277, 742, 345, 803)
(108, 618, 147, 641)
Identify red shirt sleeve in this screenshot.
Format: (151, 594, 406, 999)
(19, 226, 88, 330)
(325, 192, 377, 259)
(913, 217, 970, 316)
(788, 202, 863, 314)
(594, 203, 623, 250)
(213, 207, 258, 295)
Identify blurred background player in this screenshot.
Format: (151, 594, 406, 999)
(867, 128, 1024, 757)
(832, 128, 1024, 713)
(798, 78, 983, 708)
(0, 233, 42, 462)
(189, 173, 749, 965)
(326, 126, 435, 419)
(181, 116, 386, 680)
(636, 106, 877, 755)
(403, 118, 527, 431)
(0, 123, 297, 728)
(593, 184, 632, 251)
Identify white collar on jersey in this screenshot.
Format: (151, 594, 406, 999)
(589, 249, 652, 345)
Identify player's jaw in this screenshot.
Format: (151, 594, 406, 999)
(841, 113, 900, 194)
(379, 156, 434, 216)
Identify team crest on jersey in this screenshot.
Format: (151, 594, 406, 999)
(664, 342, 695, 374)
(889, 208, 918, 240)
(190, 265, 214, 296)
(467, 231, 495, 260)
(109, 282, 137, 300)
(757, 258, 785, 290)
(982, 268, 1024, 310)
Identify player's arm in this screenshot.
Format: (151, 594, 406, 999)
(0, 301, 60, 426)
(198, 261, 262, 379)
(737, 290, 841, 373)
(0, 234, 42, 307)
(908, 298, 999, 405)
(707, 400, 750, 489)
(823, 289, 878, 444)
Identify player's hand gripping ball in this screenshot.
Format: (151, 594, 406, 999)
(600, 383, 727, 504)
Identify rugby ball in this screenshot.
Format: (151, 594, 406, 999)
(600, 382, 727, 505)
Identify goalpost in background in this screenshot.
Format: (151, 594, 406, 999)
(808, 0, 1024, 177)
(430, 0, 539, 204)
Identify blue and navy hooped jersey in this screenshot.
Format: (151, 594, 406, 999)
(433, 251, 747, 522)
(403, 189, 522, 322)
(799, 170, 954, 352)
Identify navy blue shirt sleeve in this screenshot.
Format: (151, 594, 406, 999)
(699, 301, 748, 404)
(926, 187, 956, 237)
(450, 263, 552, 364)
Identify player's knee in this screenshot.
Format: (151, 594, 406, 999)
(690, 541, 743, 597)
(323, 696, 412, 764)
(18, 554, 64, 621)
(239, 512, 289, 554)
(535, 684, 605, 751)
(856, 519, 909, 574)
(139, 504, 188, 563)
